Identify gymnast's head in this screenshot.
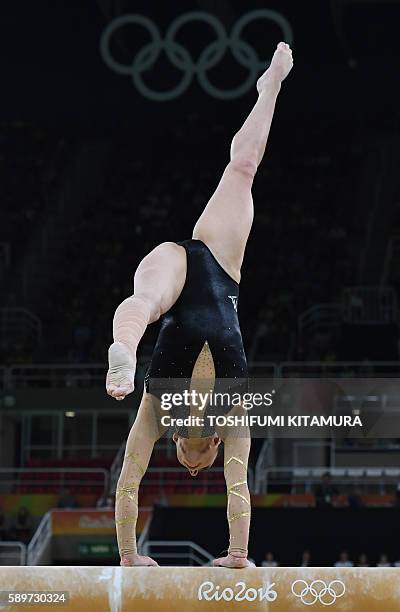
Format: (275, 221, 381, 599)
(173, 433, 221, 476)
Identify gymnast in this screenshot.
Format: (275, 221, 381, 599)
(106, 42, 293, 567)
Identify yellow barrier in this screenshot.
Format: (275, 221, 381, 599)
(0, 566, 399, 611)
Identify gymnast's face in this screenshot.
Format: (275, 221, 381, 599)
(173, 433, 221, 476)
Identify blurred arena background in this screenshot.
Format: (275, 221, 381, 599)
(1, 0, 400, 569)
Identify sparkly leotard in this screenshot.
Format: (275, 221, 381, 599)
(145, 239, 248, 437)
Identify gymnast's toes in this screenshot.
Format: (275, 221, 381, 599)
(106, 381, 134, 400)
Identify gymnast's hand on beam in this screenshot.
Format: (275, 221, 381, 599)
(120, 553, 158, 567)
(257, 41, 293, 92)
(213, 553, 255, 568)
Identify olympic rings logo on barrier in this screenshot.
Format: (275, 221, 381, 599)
(100, 10, 293, 101)
(291, 580, 346, 606)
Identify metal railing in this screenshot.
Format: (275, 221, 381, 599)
(293, 441, 335, 470)
(110, 461, 254, 496)
(27, 511, 52, 566)
(255, 439, 274, 494)
(8, 364, 106, 389)
(279, 361, 400, 377)
(0, 463, 253, 499)
(113, 466, 226, 494)
(109, 442, 125, 493)
(142, 540, 213, 566)
(0, 541, 27, 566)
(257, 466, 400, 494)
(298, 303, 342, 336)
(137, 515, 152, 555)
(0, 363, 274, 389)
(0, 468, 109, 496)
(255, 440, 335, 494)
(1, 361, 400, 389)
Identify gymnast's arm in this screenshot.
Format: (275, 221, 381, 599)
(214, 411, 252, 568)
(116, 393, 167, 566)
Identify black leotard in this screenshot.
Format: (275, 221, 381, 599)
(145, 239, 248, 436)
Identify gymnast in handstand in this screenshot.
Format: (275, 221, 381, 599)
(106, 42, 293, 567)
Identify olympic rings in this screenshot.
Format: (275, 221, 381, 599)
(291, 579, 346, 606)
(100, 10, 293, 101)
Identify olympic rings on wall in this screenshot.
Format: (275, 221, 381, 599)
(100, 10, 293, 100)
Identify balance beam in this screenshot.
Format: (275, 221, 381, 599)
(0, 567, 399, 611)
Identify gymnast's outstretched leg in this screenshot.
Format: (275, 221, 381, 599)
(193, 42, 293, 280)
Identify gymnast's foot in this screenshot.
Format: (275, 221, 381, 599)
(106, 341, 136, 401)
(257, 41, 293, 92)
(120, 553, 158, 567)
(213, 554, 255, 568)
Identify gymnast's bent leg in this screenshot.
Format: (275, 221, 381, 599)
(106, 241, 186, 400)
